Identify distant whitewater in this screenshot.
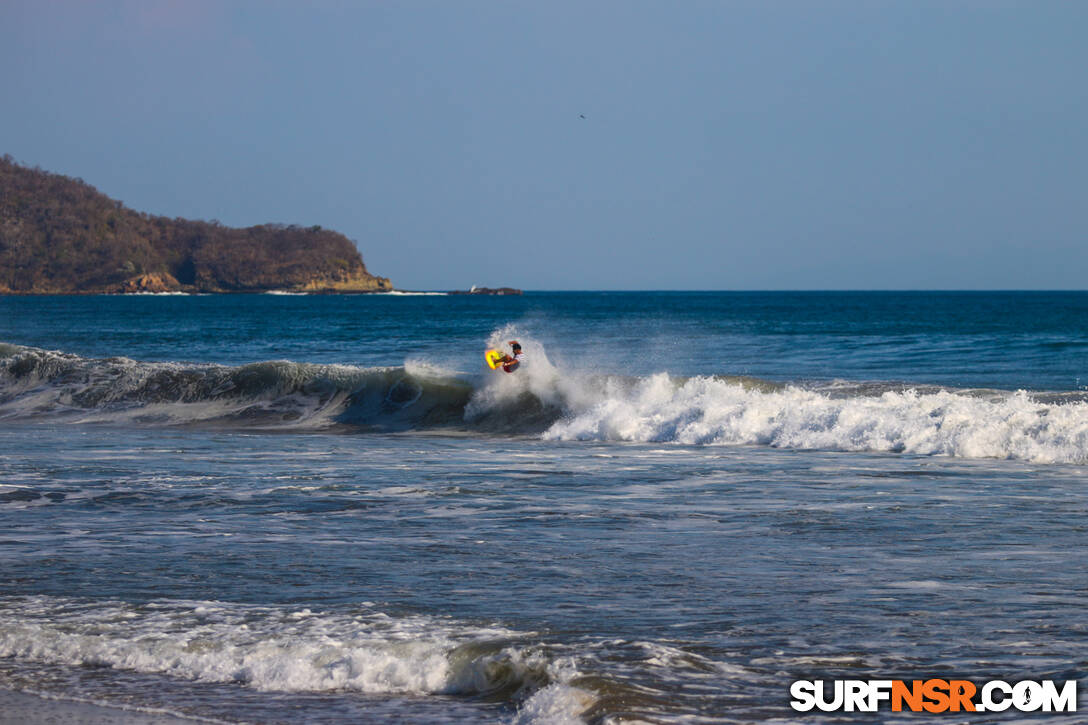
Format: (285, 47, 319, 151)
(2, 341, 1087, 464)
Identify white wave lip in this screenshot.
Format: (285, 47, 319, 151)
(541, 374, 1088, 464)
(0, 597, 593, 723)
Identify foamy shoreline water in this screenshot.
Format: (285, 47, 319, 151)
(0, 688, 206, 724)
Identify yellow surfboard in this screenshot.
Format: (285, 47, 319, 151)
(485, 349, 506, 370)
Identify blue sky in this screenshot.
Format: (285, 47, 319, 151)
(2, 1, 1086, 290)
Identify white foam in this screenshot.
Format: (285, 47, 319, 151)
(514, 683, 596, 725)
(0, 597, 592, 723)
(537, 374, 1088, 464)
(377, 290, 448, 296)
(461, 331, 1088, 463)
(117, 291, 193, 296)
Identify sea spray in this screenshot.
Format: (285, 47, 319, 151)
(4, 341, 1088, 463)
(541, 373, 1088, 464)
(466, 328, 590, 429)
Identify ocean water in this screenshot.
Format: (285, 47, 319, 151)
(0, 291, 1086, 723)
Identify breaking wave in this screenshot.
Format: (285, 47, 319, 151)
(2, 341, 1087, 464)
(0, 342, 478, 431)
(0, 596, 593, 724)
(541, 374, 1088, 464)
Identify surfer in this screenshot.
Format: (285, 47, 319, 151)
(495, 341, 522, 373)
(484, 340, 523, 373)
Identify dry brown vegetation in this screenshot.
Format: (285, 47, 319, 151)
(0, 155, 391, 293)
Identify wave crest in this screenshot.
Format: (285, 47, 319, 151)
(542, 373, 1088, 464)
(0, 344, 474, 430)
(3, 342, 1087, 463)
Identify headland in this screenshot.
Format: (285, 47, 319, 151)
(0, 156, 391, 294)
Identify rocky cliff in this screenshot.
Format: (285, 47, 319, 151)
(0, 156, 392, 294)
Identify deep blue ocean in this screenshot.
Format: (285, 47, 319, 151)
(1, 291, 1086, 723)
